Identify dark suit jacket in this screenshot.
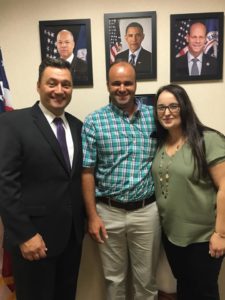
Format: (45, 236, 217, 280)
(175, 52, 217, 77)
(0, 102, 85, 257)
(70, 56, 88, 84)
(116, 48, 152, 77)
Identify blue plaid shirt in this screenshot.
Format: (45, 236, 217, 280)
(82, 100, 157, 202)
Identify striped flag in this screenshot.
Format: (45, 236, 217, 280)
(0, 219, 15, 300)
(0, 48, 15, 298)
(2, 250, 15, 292)
(109, 19, 122, 63)
(42, 29, 58, 59)
(174, 19, 190, 58)
(0, 49, 13, 112)
(174, 19, 219, 58)
(41, 27, 88, 61)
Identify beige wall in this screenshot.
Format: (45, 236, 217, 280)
(1, 0, 225, 299)
(1, 0, 225, 133)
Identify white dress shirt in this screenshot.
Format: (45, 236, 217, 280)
(39, 102, 74, 167)
(128, 47, 142, 65)
(187, 52, 203, 75)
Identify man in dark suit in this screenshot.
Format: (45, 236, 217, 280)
(115, 22, 152, 77)
(56, 29, 88, 84)
(0, 58, 85, 300)
(175, 21, 217, 77)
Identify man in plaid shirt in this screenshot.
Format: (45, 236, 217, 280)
(82, 61, 161, 300)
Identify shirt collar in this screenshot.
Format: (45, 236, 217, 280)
(187, 51, 203, 63)
(129, 47, 142, 59)
(66, 53, 74, 64)
(109, 98, 141, 118)
(38, 101, 67, 127)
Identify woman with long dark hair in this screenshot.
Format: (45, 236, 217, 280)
(152, 84, 225, 300)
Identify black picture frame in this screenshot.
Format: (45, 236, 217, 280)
(109, 93, 155, 106)
(136, 94, 155, 106)
(104, 11, 157, 81)
(170, 12, 224, 82)
(39, 19, 93, 87)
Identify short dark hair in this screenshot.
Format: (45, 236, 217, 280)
(38, 57, 72, 83)
(125, 22, 144, 34)
(154, 84, 214, 180)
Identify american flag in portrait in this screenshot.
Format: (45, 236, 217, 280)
(41, 27, 87, 61)
(43, 29, 58, 58)
(0, 49, 13, 112)
(174, 18, 219, 58)
(174, 19, 191, 58)
(109, 19, 122, 63)
(0, 49, 15, 299)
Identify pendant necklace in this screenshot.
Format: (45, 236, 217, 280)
(158, 143, 181, 199)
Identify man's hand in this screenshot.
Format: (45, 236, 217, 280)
(88, 214, 108, 244)
(19, 233, 48, 261)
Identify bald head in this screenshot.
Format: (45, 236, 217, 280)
(187, 22, 207, 57)
(56, 30, 75, 60)
(107, 61, 137, 115)
(108, 61, 136, 82)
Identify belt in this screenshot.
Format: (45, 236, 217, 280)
(96, 194, 155, 211)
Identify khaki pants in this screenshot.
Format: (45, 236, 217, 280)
(97, 202, 161, 300)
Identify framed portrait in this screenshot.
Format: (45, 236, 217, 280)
(39, 19, 93, 87)
(104, 11, 157, 81)
(109, 93, 155, 106)
(136, 94, 155, 106)
(170, 12, 224, 82)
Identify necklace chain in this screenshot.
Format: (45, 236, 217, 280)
(158, 143, 181, 199)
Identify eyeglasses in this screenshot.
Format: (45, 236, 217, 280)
(157, 103, 180, 115)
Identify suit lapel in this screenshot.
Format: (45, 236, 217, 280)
(31, 102, 70, 174)
(136, 48, 143, 65)
(201, 54, 210, 75)
(66, 113, 80, 175)
(126, 50, 130, 61)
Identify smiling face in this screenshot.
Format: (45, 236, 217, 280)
(37, 66, 73, 116)
(107, 62, 136, 115)
(125, 26, 144, 53)
(156, 90, 182, 132)
(187, 22, 207, 57)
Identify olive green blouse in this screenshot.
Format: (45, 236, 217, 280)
(152, 130, 225, 246)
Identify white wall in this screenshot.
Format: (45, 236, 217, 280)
(1, 0, 225, 299)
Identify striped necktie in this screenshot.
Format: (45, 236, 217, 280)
(129, 54, 136, 66)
